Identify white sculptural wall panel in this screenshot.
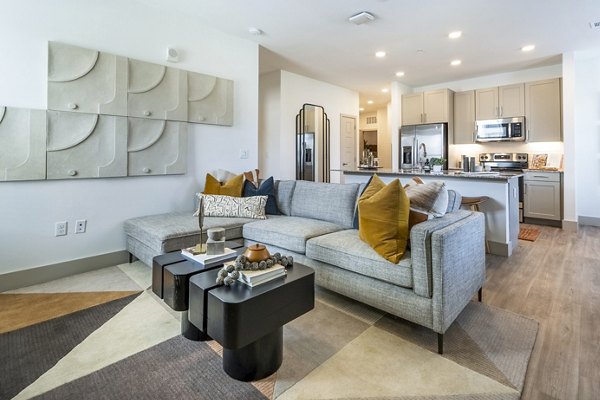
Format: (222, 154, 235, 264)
(188, 72, 234, 126)
(127, 118, 187, 176)
(0, 106, 47, 181)
(48, 42, 128, 116)
(46, 111, 127, 179)
(128, 59, 187, 122)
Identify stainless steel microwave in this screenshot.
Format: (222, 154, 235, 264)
(475, 117, 526, 142)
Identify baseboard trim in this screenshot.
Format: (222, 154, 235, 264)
(562, 219, 579, 232)
(488, 241, 511, 257)
(578, 215, 600, 227)
(0, 250, 129, 293)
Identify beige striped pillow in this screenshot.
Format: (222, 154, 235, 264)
(405, 181, 448, 217)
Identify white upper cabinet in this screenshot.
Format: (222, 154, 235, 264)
(402, 89, 453, 125)
(453, 90, 476, 144)
(525, 78, 562, 142)
(476, 84, 524, 120)
(401, 93, 424, 125)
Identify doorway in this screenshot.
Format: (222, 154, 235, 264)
(340, 115, 357, 170)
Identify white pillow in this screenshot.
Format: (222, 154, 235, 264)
(404, 180, 448, 218)
(194, 194, 268, 219)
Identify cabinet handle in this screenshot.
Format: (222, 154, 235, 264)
(424, 113, 427, 122)
(495, 106, 498, 117)
(68, 169, 77, 176)
(67, 103, 78, 110)
(533, 175, 549, 179)
(142, 167, 151, 173)
(143, 110, 152, 117)
(500, 106, 503, 116)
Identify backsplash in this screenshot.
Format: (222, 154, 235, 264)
(449, 142, 564, 169)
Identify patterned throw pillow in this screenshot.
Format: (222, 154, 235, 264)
(404, 180, 448, 217)
(194, 194, 268, 219)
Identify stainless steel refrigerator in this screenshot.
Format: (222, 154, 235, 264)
(296, 104, 330, 182)
(400, 123, 448, 169)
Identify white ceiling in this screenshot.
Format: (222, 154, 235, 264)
(136, 0, 600, 111)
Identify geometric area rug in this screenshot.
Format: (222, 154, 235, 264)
(0, 262, 538, 400)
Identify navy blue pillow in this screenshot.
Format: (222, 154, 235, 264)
(352, 175, 374, 229)
(243, 176, 280, 215)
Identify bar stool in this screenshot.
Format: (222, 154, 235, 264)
(461, 196, 491, 253)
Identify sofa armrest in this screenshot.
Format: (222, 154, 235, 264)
(410, 210, 474, 298)
(430, 212, 486, 333)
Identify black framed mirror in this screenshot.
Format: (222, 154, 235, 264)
(295, 104, 330, 182)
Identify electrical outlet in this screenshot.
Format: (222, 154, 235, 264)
(55, 221, 67, 236)
(75, 219, 87, 234)
(239, 149, 248, 159)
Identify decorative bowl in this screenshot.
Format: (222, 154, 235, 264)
(243, 243, 271, 262)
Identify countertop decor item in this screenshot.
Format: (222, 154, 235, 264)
(216, 251, 294, 286)
(243, 243, 271, 262)
(194, 196, 207, 254)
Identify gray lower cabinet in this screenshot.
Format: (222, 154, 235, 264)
(523, 171, 561, 221)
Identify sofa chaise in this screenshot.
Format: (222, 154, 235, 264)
(124, 180, 486, 353)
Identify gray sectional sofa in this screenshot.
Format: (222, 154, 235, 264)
(124, 180, 486, 353)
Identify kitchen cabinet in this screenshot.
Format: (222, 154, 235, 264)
(402, 89, 453, 125)
(453, 90, 475, 144)
(525, 78, 561, 142)
(475, 83, 524, 120)
(524, 171, 561, 221)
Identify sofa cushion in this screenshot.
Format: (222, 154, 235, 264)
(306, 229, 413, 289)
(243, 176, 279, 215)
(405, 180, 449, 217)
(274, 180, 296, 216)
(358, 175, 410, 263)
(243, 215, 345, 254)
(204, 173, 244, 196)
(446, 189, 462, 213)
(124, 212, 253, 253)
(291, 181, 359, 228)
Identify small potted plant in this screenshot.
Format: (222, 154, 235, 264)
(429, 157, 446, 173)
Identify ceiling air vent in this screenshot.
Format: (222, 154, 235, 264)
(348, 12, 375, 25)
(589, 20, 600, 30)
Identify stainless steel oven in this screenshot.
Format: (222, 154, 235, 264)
(475, 117, 525, 142)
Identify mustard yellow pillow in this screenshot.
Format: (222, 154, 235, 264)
(203, 173, 244, 197)
(358, 175, 410, 263)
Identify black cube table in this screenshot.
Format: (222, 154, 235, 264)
(151, 241, 243, 339)
(205, 263, 314, 381)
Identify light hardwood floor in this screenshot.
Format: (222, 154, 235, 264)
(484, 224, 600, 400)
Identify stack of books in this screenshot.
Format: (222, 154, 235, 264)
(238, 264, 286, 287)
(181, 247, 236, 265)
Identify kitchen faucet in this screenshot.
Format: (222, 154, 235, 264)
(418, 142, 427, 167)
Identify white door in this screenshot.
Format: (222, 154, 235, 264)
(340, 115, 357, 170)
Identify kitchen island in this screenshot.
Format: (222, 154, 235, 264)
(343, 168, 522, 257)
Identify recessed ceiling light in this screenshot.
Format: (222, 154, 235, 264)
(521, 44, 535, 52)
(448, 31, 462, 39)
(382, 88, 389, 93)
(359, 107, 365, 111)
(395, 71, 405, 77)
(450, 59, 462, 66)
(248, 27, 263, 35)
(375, 51, 386, 58)
(367, 100, 374, 104)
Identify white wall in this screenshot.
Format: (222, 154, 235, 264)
(0, 0, 259, 273)
(260, 70, 359, 182)
(258, 71, 281, 180)
(572, 49, 600, 223)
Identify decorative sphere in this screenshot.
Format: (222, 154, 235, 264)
(266, 259, 273, 268)
(216, 276, 224, 285)
(281, 257, 289, 267)
(224, 276, 234, 285)
(288, 256, 293, 265)
(230, 270, 240, 280)
(251, 262, 259, 270)
(259, 261, 267, 270)
(238, 255, 247, 263)
(226, 264, 235, 273)
(218, 269, 228, 278)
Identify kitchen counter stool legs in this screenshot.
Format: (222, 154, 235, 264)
(461, 196, 491, 253)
